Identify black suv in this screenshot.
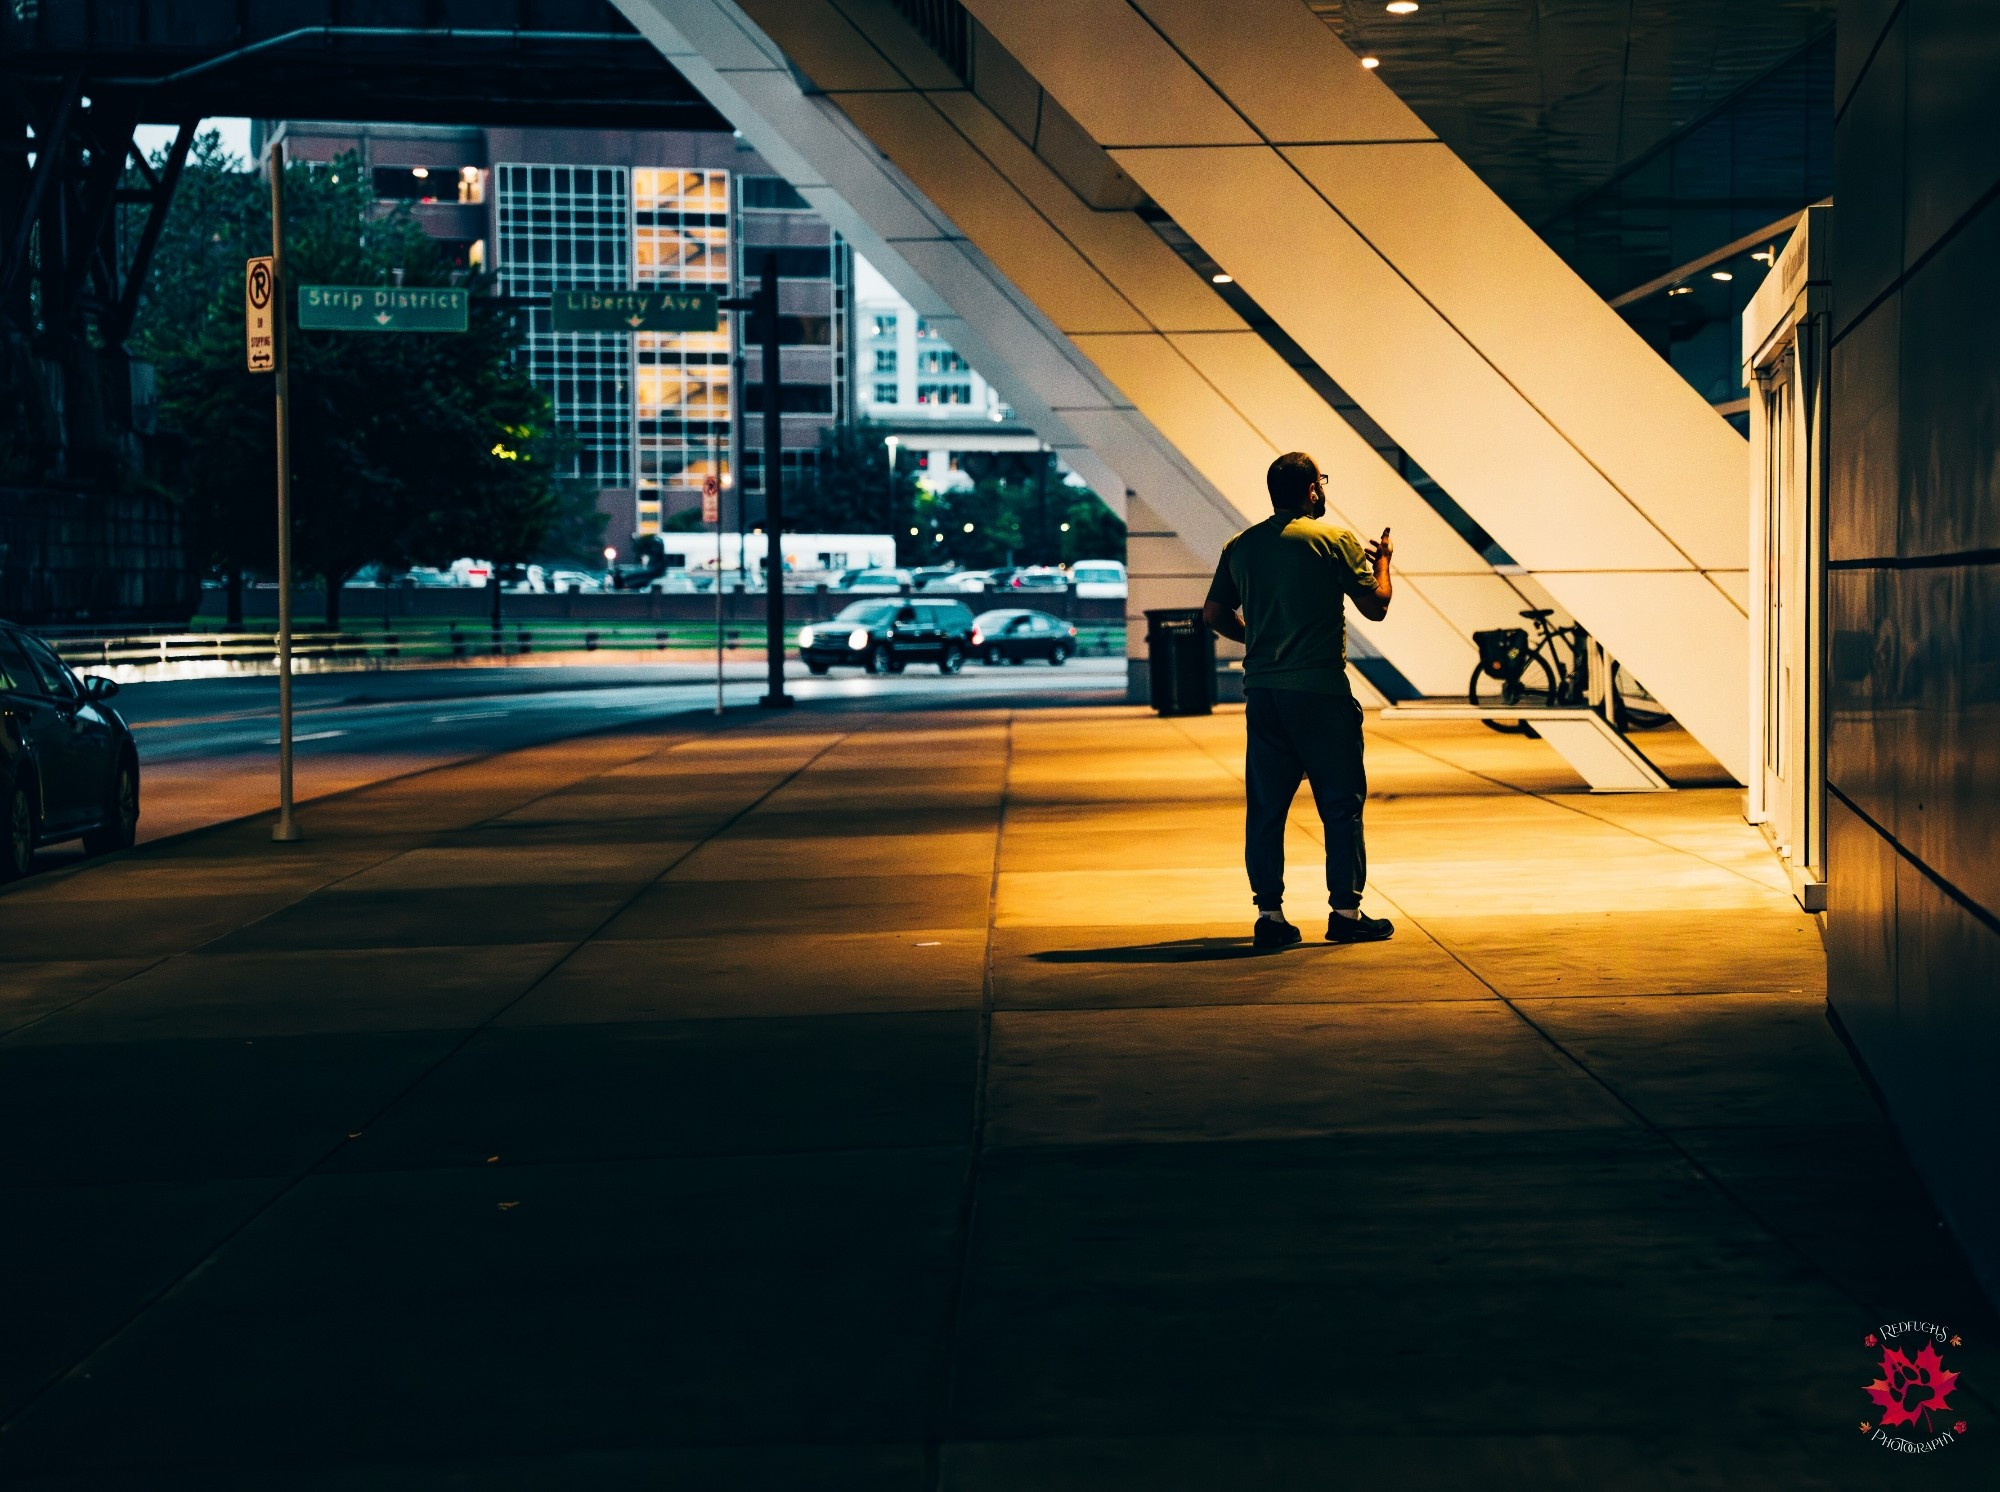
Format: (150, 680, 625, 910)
(1, 620, 140, 880)
(799, 599, 977, 675)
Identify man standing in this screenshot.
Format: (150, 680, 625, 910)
(1202, 451, 1395, 949)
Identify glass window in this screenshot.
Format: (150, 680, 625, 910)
(494, 161, 634, 487)
(15, 634, 77, 698)
(739, 175, 809, 211)
(835, 602, 897, 623)
(0, 633, 29, 692)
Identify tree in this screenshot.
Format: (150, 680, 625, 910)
(788, 421, 921, 541)
(149, 149, 596, 626)
(1058, 489, 1126, 564)
(901, 447, 1124, 569)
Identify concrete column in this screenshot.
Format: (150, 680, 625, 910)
(960, 0, 1751, 779)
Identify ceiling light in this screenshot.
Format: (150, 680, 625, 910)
(1360, 55, 1381, 69)
(1211, 272, 1233, 284)
(1668, 285, 1691, 297)
(1710, 270, 1733, 282)
(1387, 1, 1420, 12)
(411, 166, 430, 179)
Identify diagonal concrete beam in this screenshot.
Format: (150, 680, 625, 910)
(617, 0, 1538, 699)
(959, 0, 1752, 780)
(612, 0, 1243, 537)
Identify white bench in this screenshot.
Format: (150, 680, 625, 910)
(1375, 704, 1671, 793)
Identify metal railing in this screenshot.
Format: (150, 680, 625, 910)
(46, 620, 1128, 676)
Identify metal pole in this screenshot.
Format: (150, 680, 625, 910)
(270, 140, 301, 843)
(733, 352, 746, 597)
(713, 441, 724, 717)
(758, 259, 791, 708)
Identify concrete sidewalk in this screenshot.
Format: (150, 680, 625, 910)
(0, 704, 1990, 1486)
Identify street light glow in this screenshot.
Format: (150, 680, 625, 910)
(962, 522, 975, 533)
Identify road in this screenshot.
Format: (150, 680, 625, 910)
(37, 658, 1124, 867)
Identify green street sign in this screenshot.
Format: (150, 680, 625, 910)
(298, 285, 468, 332)
(550, 288, 719, 333)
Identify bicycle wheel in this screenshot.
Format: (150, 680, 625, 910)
(1609, 662, 1672, 730)
(1469, 656, 1558, 734)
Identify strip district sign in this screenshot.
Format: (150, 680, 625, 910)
(298, 285, 469, 332)
(550, 288, 718, 333)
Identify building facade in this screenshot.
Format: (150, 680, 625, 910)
(269, 121, 851, 550)
(852, 252, 1040, 491)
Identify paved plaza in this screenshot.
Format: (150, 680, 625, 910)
(1, 702, 1990, 1486)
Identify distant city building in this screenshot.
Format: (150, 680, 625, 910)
(853, 254, 1041, 492)
(264, 122, 850, 547)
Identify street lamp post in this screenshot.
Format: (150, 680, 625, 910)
(884, 434, 900, 557)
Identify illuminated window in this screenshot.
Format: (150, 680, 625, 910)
(633, 169, 734, 505)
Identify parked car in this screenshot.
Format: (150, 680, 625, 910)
(986, 565, 1066, 594)
(837, 567, 916, 593)
(909, 566, 960, 590)
(932, 570, 994, 594)
(0, 621, 139, 880)
(548, 570, 604, 594)
(1069, 559, 1128, 599)
(971, 609, 1077, 666)
(798, 598, 976, 675)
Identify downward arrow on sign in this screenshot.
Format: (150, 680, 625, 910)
(374, 312, 392, 324)
(626, 315, 644, 328)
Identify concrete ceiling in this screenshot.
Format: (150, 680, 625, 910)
(1311, 0, 1836, 227)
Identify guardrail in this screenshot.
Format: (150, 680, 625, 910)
(46, 620, 1127, 679)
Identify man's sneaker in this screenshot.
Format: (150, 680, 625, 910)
(1326, 912, 1394, 943)
(1253, 916, 1302, 950)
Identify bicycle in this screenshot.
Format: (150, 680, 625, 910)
(1469, 610, 1671, 734)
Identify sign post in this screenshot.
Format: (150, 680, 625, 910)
(705, 469, 723, 716)
(720, 260, 791, 709)
(265, 147, 300, 842)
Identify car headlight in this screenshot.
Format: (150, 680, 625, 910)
(797, 626, 815, 647)
(847, 627, 870, 650)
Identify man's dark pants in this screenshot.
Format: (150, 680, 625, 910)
(1244, 683, 1366, 912)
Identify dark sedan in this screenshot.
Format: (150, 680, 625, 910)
(972, 609, 1077, 666)
(798, 598, 977, 675)
(1, 621, 139, 879)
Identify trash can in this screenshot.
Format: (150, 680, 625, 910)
(1144, 608, 1215, 716)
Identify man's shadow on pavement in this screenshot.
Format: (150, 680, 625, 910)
(1031, 937, 1292, 964)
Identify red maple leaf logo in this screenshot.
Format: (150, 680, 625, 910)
(1864, 1333, 1878, 1347)
(1864, 1342, 1959, 1429)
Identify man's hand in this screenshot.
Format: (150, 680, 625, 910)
(1354, 526, 1393, 621)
